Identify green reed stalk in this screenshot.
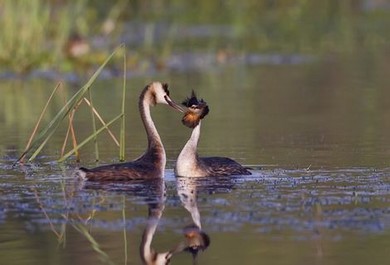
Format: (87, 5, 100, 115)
(69, 108, 80, 162)
(119, 51, 127, 161)
(122, 195, 128, 265)
(88, 88, 99, 161)
(58, 175, 69, 248)
(72, 224, 115, 265)
(61, 110, 73, 158)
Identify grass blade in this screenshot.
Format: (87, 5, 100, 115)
(72, 224, 115, 265)
(122, 195, 128, 265)
(120, 49, 127, 161)
(88, 88, 99, 161)
(69, 109, 80, 162)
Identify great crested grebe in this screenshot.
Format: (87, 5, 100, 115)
(139, 178, 209, 265)
(75, 82, 184, 181)
(141, 200, 175, 265)
(175, 91, 252, 177)
(139, 179, 177, 265)
(176, 177, 210, 261)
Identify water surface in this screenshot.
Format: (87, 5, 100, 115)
(1, 19, 390, 265)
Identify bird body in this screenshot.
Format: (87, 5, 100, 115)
(175, 121, 251, 177)
(175, 92, 251, 177)
(75, 82, 183, 181)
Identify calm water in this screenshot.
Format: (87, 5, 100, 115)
(1, 50, 390, 265)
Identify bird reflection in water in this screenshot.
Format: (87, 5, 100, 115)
(80, 177, 211, 265)
(176, 177, 212, 263)
(138, 178, 178, 265)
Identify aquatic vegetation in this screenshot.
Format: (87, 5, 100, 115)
(17, 45, 127, 163)
(0, 0, 91, 72)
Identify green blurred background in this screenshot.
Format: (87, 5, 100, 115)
(0, 0, 388, 72)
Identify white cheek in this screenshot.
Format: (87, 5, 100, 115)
(155, 92, 169, 104)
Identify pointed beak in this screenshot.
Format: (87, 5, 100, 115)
(165, 95, 186, 113)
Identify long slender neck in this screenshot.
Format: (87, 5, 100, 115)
(140, 205, 163, 264)
(178, 183, 202, 228)
(180, 121, 201, 159)
(139, 89, 166, 164)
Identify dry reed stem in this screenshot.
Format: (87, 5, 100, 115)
(61, 101, 82, 160)
(83, 97, 120, 146)
(20, 83, 62, 162)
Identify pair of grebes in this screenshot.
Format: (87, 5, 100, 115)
(76, 81, 251, 181)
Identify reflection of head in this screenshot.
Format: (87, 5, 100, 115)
(140, 208, 212, 265)
(183, 224, 211, 259)
(160, 224, 210, 265)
